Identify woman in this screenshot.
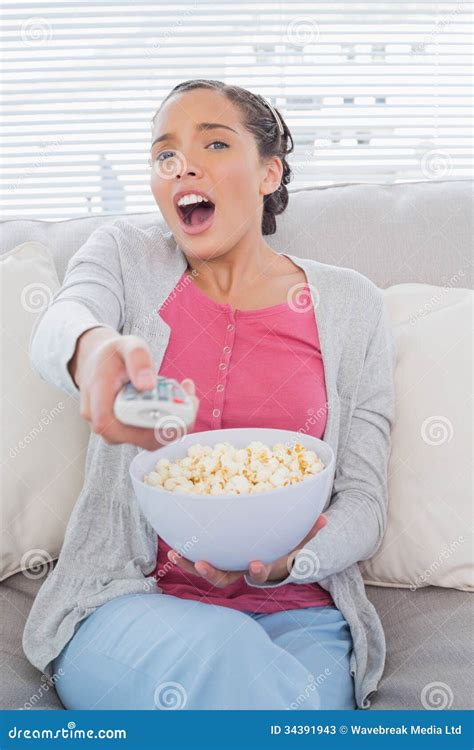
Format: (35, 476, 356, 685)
(22, 80, 396, 711)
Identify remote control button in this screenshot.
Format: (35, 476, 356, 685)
(158, 381, 168, 400)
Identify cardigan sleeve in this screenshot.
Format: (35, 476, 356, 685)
(244, 294, 397, 588)
(29, 226, 125, 399)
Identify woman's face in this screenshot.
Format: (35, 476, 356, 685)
(150, 88, 280, 261)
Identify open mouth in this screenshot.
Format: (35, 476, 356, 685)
(176, 198, 215, 228)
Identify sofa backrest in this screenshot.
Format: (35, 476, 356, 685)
(1, 179, 472, 289)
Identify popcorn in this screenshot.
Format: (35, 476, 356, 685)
(144, 440, 325, 496)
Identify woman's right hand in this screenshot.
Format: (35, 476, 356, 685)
(70, 327, 198, 451)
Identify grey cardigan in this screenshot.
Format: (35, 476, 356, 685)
(22, 219, 397, 710)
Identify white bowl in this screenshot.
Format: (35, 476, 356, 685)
(129, 428, 335, 571)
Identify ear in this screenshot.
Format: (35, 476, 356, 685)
(259, 155, 283, 197)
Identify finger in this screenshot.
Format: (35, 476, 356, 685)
(247, 560, 270, 584)
(187, 396, 200, 430)
(167, 551, 201, 577)
(121, 336, 157, 391)
(179, 380, 199, 430)
(79, 387, 91, 422)
(169, 552, 206, 578)
(89, 370, 127, 438)
(180, 378, 196, 397)
(89, 377, 165, 449)
(194, 560, 225, 585)
(300, 513, 328, 544)
(315, 513, 328, 531)
(194, 560, 241, 588)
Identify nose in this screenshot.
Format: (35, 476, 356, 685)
(176, 152, 203, 180)
(177, 164, 200, 180)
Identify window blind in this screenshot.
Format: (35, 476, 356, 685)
(2, 0, 472, 219)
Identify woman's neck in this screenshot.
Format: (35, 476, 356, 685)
(184, 237, 292, 299)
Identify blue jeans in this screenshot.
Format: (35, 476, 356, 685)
(52, 593, 356, 710)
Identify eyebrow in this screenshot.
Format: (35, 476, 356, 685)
(151, 122, 238, 148)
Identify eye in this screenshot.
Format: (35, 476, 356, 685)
(207, 141, 229, 151)
(154, 150, 175, 162)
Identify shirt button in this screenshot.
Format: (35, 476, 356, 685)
(212, 408, 220, 417)
(217, 384, 224, 392)
(227, 323, 234, 331)
(223, 346, 231, 354)
(219, 363, 226, 370)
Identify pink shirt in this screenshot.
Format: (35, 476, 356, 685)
(152, 270, 333, 613)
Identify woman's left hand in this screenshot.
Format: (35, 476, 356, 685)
(167, 513, 328, 588)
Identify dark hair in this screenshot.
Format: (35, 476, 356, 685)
(152, 79, 294, 236)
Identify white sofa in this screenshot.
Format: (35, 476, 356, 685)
(1, 179, 472, 710)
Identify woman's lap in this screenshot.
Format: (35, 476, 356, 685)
(52, 594, 355, 710)
(250, 606, 356, 710)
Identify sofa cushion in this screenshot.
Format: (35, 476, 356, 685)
(0, 242, 90, 581)
(361, 283, 473, 592)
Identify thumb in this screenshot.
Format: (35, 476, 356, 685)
(314, 513, 328, 531)
(121, 338, 156, 391)
(180, 378, 196, 397)
(300, 513, 328, 546)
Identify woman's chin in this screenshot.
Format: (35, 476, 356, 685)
(181, 246, 229, 263)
